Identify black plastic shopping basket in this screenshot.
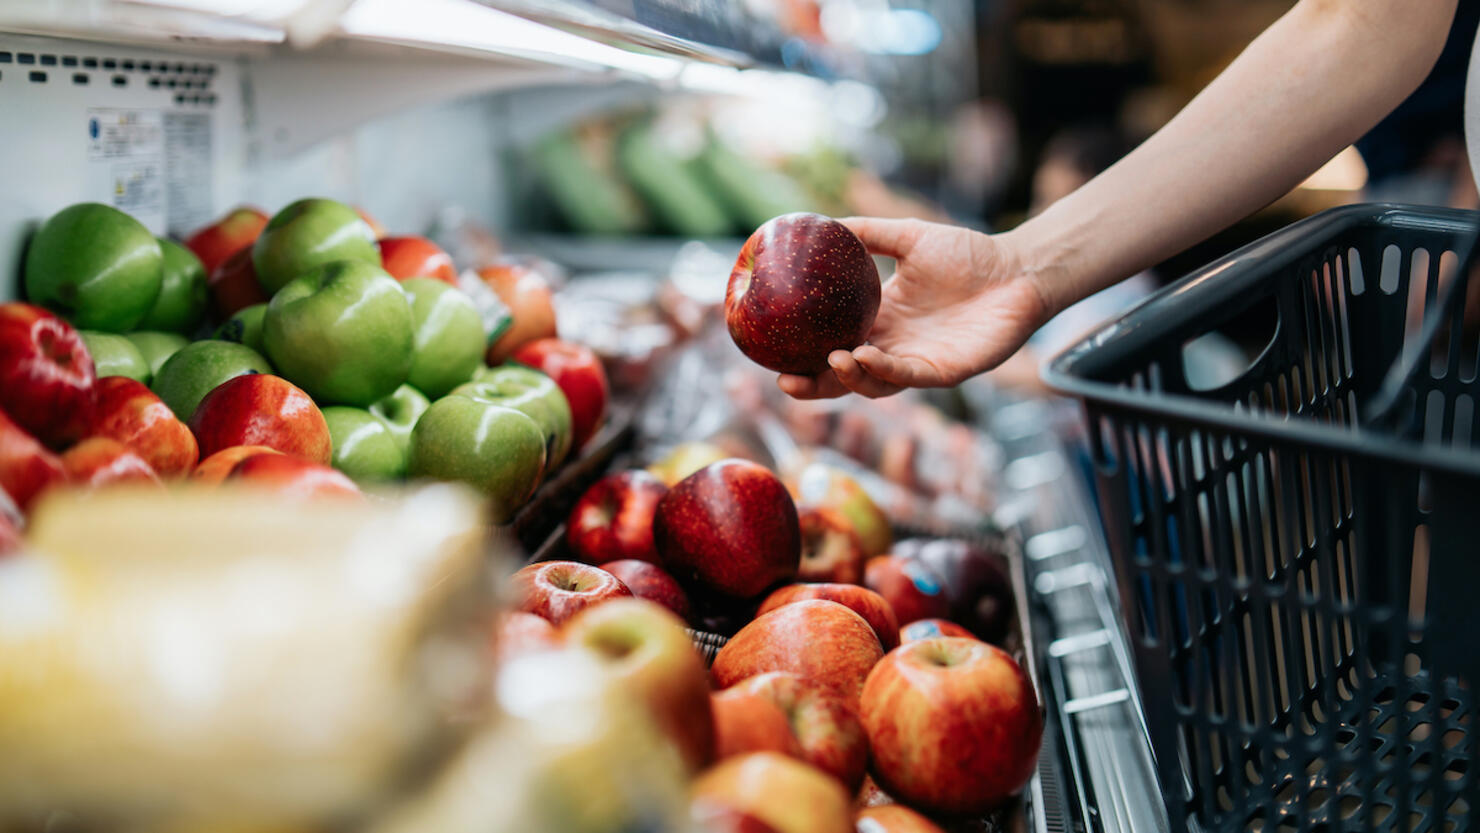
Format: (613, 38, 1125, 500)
(1044, 204, 1480, 831)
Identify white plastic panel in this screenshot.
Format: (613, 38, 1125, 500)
(0, 33, 245, 300)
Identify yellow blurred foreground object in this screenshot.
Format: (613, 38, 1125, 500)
(0, 483, 497, 829)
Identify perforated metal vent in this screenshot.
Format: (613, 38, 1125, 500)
(0, 34, 244, 299)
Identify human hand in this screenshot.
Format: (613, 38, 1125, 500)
(778, 217, 1051, 399)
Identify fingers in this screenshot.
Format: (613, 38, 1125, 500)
(828, 350, 904, 398)
(837, 217, 923, 260)
(853, 345, 943, 389)
(777, 372, 848, 400)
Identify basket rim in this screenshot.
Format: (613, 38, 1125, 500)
(1042, 202, 1480, 479)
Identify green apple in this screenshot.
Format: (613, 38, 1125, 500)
(451, 365, 572, 476)
(136, 237, 208, 333)
(402, 277, 486, 400)
(124, 331, 190, 378)
(79, 331, 151, 383)
(322, 406, 406, 482)
(252, 198, 380, 294)
(150, 339, 272, 420)
(213, 302, 268, 354)
(262, 260, 414, 406)
(24, 202, 163, 332)
(370, 384, 431, 453)
(408, 396, 547, 524)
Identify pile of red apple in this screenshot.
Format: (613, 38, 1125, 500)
(1, 198, 613, 541)
(501, 453, 1042, 832)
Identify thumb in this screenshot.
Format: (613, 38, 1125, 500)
(838, 217, 923, 260)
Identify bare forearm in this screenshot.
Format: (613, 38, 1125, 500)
(1003, 0, 1459, 314)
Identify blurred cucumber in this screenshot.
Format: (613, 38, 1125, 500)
(532, 132, 646, 236)
(692, 140, 821, 230)
(616, 123, 733, 238)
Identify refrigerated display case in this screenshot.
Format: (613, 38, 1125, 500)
(0, 2, 1169, 830)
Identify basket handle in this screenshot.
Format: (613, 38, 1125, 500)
(1364, 224, 1480, 429)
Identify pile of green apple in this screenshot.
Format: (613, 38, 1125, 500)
(13, 198, 607, 523)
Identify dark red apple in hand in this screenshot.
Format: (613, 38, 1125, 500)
(721, 671, 868, 789)
(191, 444, 281, 485)
(655, 460, 800, 600)
(0, 407, 68, 512)
(566, 470, 667, 564)
(860, 638, 1042, 815)
(0, 303, 95, 448)
(378, 236, 458, 286)
(90, 377, 199, 476)
(492, 611, 560, 664)
(712, 599, 883, 711)
(512, 560, 632, 625)
(899, 618, 975, 643)
(796, 506, 865, 584)
(725, 213, 880, 375)
(207, 245, 271, 320)
(61, 437, 161, 488)
(757, 583, 899, 652)
(184, 206, 268, 275)
(512, 338, 608, 450)
(228, 453, 361, 499)
(603, 559, 690, 622)
(864, 555, 950, 626)
(188, 374, 332, 464)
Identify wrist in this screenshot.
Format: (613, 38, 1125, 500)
(993, 219, 1076, 324)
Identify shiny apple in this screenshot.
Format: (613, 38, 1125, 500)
(566, 469, 668, 565)
(691, 752, 852, 833)
(0, 407, 67, 512)
(227, 453, 362, 499)
(89, 377, 199, 476)
(719, 671, 868, 789)
(512, 560, 632, 626)
(863, 555, 950, 626)
(0, 303, 96, 448)
(60, 437, 161, 489)
(757, 583, 899, 652)
(602, 559, 690, 622)
(712, 599, 883, 711)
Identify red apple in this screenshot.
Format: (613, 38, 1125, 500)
(786, 462, 891, 558)
(854, 805, 945, 833)
(899, 619, 976, 644)
(563, 598, 715, 773)
(188, 374, 332, 464)
(757, 583, 899, 652)
(492, 611, 560, 664)
(711, 687, 803, 762)
(712, 599, 883, 711)
(0, 512, 19, 556)
(378, 236, 458, 286)
(602, 559, 690, 622)
(511, 338, 607, 450)
(722, 671, 868, 789)
(89, 377, 199, 476)
(691, 752, 853, 833)
(655, 459, 800, 600)
(60, 437, 161, 489)
(863, 556, 950, 626)
(512, 560, 632, 626)
(895, 537, 1013, 644)
(184, 206, 269, 275)
(0, 303, 95, 448)
(227, 453, 362, 499)
(860, 638, 1042, 815)
(191, 444, 281, 485)
(725, 213, 880, 375)
(480, 262, 557, 364)
(566, 470, 667, 564)
(207, 246, 270, 319)
(796, 506, 865, 585)
(0, 407, 68, 513)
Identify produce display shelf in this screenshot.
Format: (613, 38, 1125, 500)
(985, 394, 1170, 833)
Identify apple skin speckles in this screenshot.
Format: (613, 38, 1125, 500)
(725, 213, 881, 375)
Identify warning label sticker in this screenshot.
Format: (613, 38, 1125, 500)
(87, 108, 166, 226)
